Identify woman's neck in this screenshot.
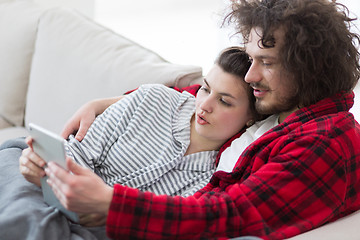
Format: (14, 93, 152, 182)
(185, 115, 224, 156)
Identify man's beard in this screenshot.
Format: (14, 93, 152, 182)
(250, 81, 299, 115)
(254, 93, 299, 115)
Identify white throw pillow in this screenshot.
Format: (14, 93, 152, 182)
(26, 8, 203, 134)
(0, 0, 44, 128)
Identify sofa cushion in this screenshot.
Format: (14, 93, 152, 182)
(25, 8, 202, 134)
(0, 0, 44, 129)
(0, 127, 29, 145)
(287, 209, 360, 240)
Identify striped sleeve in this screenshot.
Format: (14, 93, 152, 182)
(65, 84, 177, 170)
(65, 84, 203, 194)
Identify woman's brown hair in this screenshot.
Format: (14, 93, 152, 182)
(215, 46, 264, 121)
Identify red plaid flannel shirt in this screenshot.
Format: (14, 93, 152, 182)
(106, 91, 360, 240)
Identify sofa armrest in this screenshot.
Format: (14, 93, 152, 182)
(288, 210, 360, 240)
(0, 1, 45, 128)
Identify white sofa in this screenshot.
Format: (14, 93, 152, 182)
(0, 0, 203, 143)
(0, 0, 359, 239)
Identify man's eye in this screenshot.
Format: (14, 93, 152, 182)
(263, 62, 272, 66)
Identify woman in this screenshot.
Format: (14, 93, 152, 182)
(20, 47, 259, 199)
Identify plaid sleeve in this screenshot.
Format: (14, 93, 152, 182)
(107, 184, 240, 240)
(106, 113, 360, 239)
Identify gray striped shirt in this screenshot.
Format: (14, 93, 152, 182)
(65, 84, 217, 197)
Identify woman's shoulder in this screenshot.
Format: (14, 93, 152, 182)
(139, 84, 175, 92)
(138, 84, 186, 99)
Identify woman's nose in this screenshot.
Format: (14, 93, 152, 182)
(199, 96, 213, 113)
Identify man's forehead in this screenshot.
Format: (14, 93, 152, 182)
(245, 27, 285, 57)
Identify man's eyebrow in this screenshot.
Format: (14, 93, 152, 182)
(203, 79, 236, 99)
(258, 55, 277, 60)
(247, 53, 277, 60)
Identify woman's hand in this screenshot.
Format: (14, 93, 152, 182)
(61, 96, 124, 141)
(19, 136, 46, 187)
(60, 101, 98, 141)
(45, 157, 113, 215)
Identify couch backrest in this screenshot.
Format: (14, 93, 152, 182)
(1, 0, 358, 135)
(0, 0, 45, 128)
(25, 7, 203, 134)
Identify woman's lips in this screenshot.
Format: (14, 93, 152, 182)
(197, 114, 209, 125)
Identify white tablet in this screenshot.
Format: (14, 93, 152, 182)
(28, 123, 79, 223)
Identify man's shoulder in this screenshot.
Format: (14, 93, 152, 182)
(287, 111, 360, 147)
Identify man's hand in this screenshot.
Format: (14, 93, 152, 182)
(45, 157, 113, 215)
(79, 213, 107, 227)
(60, 102, 97, 141)
(61, 96, 124, 141)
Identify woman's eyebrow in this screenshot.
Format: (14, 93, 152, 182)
(204, 79, 236, 99)
(203, 78, 210, 87)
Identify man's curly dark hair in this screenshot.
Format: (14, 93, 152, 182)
(225, 0, 360, 107)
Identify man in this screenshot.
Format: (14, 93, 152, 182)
(42, 0, 360, 239)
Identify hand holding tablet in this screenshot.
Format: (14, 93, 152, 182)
(28, 123, 79, 223)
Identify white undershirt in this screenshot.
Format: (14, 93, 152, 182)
(216, 114, 279, 172)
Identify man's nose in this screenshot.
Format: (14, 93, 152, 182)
(245, 62, 261, 83)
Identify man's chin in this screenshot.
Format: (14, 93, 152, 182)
(255, 101, 275, 115)
(255, 100, 298, 116)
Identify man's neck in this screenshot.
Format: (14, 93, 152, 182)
(278, 107, 299, 123)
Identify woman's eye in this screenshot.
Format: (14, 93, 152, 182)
(220, 98, 231, 107)
(200, 86, 210, 93)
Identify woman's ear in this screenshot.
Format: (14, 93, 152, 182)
(246, 119, 255, 127)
